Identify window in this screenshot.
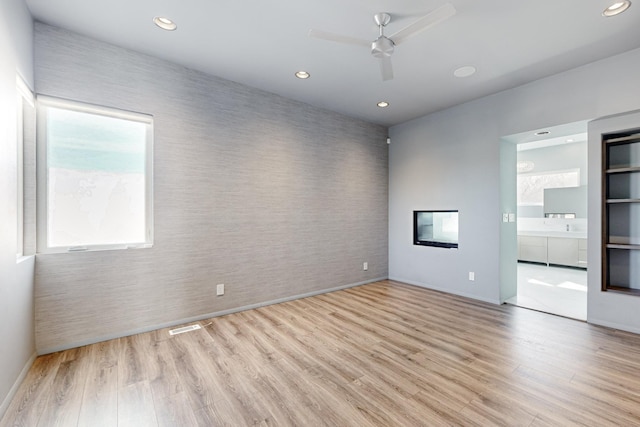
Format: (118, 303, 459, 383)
(16, 76, 34, 258)
(37, 96, 153, 253)
(517, 169, 579, 206)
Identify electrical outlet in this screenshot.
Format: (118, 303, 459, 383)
(216, 284, 225, 296)
(502, 213, 509, 223)
(363, 262, 368, 271)
(469, 272, 475, 281)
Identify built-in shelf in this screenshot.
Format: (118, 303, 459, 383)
(606, 166, 640, 174)
(605, 133, 640, 144)
(606, 244, 640, 250)
(605, 286, 640, 296)
(606, 198, 640, 204)
(602, 129, 640, 294)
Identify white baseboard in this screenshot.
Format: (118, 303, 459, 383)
(587, 317, 640, 335)
(0, 351, 37, 422)
(38, 277, 388, 355)
(388, 276, 502, 305)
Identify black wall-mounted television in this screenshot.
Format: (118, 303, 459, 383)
(413, 210, 459, 249)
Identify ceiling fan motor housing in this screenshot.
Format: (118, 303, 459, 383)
(371, 36, 395, 58)
(309, 4, 457, 81)
(373, 12, 391, 27)
(372, 13, 394, 58)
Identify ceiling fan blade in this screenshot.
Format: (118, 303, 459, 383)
(379, 57, 394, 81)
(389, 2, 456, 45)
(308, 29, 370, 47)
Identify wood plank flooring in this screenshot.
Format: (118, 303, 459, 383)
(3, 280, 640, 426)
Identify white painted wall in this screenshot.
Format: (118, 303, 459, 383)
(389, 102, 502, 303)
(389, 46, 640, 315)
(0, 0, 35, 419)
(500, 140, 518, 302)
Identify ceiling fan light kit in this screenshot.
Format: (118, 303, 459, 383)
(309, 2, 457, 81)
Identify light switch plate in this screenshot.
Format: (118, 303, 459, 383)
(508, 213, 516, 222)
(502, 213, 509, 223)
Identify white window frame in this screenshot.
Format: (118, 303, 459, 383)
(36, 96, 154, 253)
(16, 76, 34, 259)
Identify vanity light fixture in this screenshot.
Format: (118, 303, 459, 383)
(153, 16, 177, 31)
(295, 71, 310, 79)
(453, 65, 476, 78)
(377, 101, 390, 108)
(603, 1, 631, 16)
(517, 160, 535, 173)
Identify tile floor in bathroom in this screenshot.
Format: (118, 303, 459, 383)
(505, 262, 587, 321)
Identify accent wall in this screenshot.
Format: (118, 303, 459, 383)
(34, 23, 389, 353)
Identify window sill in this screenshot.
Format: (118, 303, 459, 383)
(37, 243, 154, 255)
(16, 254, 35, 264)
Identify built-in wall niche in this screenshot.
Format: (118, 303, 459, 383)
(413, 210, 459, 249)
(603, 130, 640, 294)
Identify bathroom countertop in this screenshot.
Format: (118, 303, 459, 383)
(517, 230, 588, 239)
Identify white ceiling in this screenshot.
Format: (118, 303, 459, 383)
(24, 0, 640, 127)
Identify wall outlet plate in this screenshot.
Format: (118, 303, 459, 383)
(363, 262, 368, 271)
(216, 284, 224, 296)
(469, 272, 475, 281)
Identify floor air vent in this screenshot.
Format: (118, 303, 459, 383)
(169, 324, 202, 336)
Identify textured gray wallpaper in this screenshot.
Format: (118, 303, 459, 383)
(34, 23, 388, 353)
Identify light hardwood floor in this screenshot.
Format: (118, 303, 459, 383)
(3, 280, 640, 426)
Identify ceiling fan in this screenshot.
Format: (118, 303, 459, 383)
(308, 2, 457, 81)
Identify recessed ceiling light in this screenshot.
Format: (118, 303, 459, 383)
(603, 1, 631, 16)
(153, 16, 177, 31)
(453, 65, 476, 78)
(377, 101, 390, 108)
(295, 71, 310, 79)
(535, 131, 550, 136)
(566, 138, 575, 143)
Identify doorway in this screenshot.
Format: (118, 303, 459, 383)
(503, 121, 588, 320)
